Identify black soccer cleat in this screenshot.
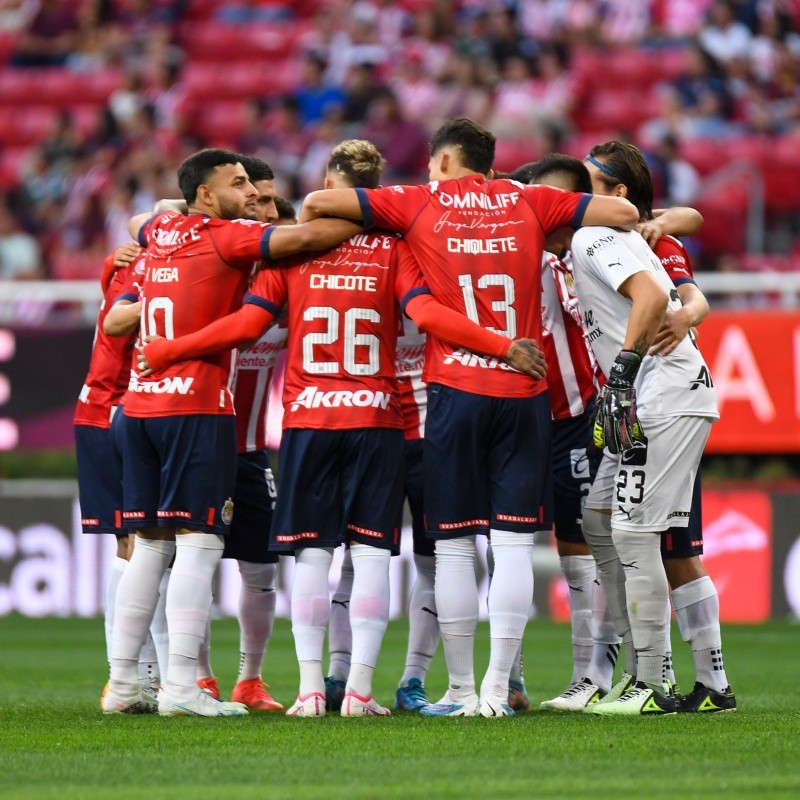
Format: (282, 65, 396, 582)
(679, 681, 737, 713)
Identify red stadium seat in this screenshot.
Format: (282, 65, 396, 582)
(0, 146, 29, 189)
(694, 180, 749, 256)
(179, 21, 294, 61)
(679, 138, 730, 175)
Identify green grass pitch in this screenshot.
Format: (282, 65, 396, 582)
(2, 615, 798, 799)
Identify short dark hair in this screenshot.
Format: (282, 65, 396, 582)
(429, 118, 495, 175)
(508, 162, 537, 184)
(177, 148, 244, 204)
(522, 154, 592, 194)
(588, 141, 653, 220)
(327, 139, 385, 189)
(237, 154, 275, 183)
(274, 196, 297, 221)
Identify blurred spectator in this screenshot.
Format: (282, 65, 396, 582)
(435, 54, 494, 130)
(41, 110, 82, 169)
(326, 2, 387, 85)
(699, 0, 753, 63)
(486, 7, 538, 73)
(647, 133, 701, 204)
(104, 174, 151, 250)
(342, 62, 383, 124)
(0, 201, 43, 280)
(10, 0, 79, 67)
(147, 60, 187, 131)
(404, 7, 454, 80)
(391, 46, 443, 126)
(294, 52, 346, 126)
(236, 98, 271, 155)
(109, 70, 146, 129)
(298, 113, 344, 195)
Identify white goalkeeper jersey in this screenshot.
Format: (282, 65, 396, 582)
(570, 226, 718, 422)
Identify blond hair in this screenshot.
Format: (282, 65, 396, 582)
(327, 139, 386, 189)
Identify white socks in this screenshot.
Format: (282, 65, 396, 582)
(400, 553, 439, 687)
(560, 554, 595, 684)
(328, 549, 354, 682)
(110, 537, 174, 693)
(237, 560, 277, 682)
(150, 568, 170, 685)
(480, 530, 534, 705)
(292, 547, 333, 696)
(104, 556, 127, 666)
(196, 619, 214, 681)
(346, 544, 391, 698)
(165, 532, 224, 701)
(672, 575, 729, 692)
(586, 577, 621, 692)
(435, 536, 478, 702)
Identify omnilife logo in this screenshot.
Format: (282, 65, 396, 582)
(290, 386, 392, 411)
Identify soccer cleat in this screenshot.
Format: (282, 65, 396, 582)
(586, 671, 635, 711)
(324, 676, 346, 712)
(395, 678, 429, 711)
(589, 681, 678, 716)
(507, 680, 531, 713)
(197, 676, 220, 700)
(102, 686, 158, 715)
(158, 689, 248, 717)
(341, 692, 391, 717)
(286, 692, 326, 717)
(231, 678, 284, 712)
(679, 682, 737, 713)
(478, 698, 515, 717)
(540, 679, 605, 712)
(419, 691, 479, 717)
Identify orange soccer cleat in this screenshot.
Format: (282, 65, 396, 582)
(197, 676, 220, 700)
(231, 678, 284, 712)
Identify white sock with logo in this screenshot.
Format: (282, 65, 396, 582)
(237, 560, 277, 682)
(328, 549, 353, 683)
(586, 577, 621, 692)
(400, 553, 439, 687)
(560, 554, 595, 684)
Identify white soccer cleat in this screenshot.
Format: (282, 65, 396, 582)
(102, 686, 158, 715)
(540, 679, 605, 712)
(584, 671, 635, 712)
(341, 692, 391, 717)
(419, 691, 479, 717)
(285, 692, 326, 717)
(478, 697, 515, 717)
(588, 681, 678, 716)
(158, 689, 249, 717)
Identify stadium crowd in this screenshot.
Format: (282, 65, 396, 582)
(0, 0, 799, 281)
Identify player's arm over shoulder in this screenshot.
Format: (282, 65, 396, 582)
(266, 217, 364, 259)
(299, 189, 364, 222)
(580, 194, 639, 230)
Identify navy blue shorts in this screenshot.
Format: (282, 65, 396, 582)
(224, 449, 279, 564)
(75, 419, 123, 534)
(552, 403, 602, 544)
(271, 427, 405, 554)
(661, 471, 703, 559)
(120, 412, 237, 535)
(423, 384, 552, 538)
(400, 438, 432, 556)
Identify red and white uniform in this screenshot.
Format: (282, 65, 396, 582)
(654, 234, 696, 286)
(245, 232, 429, 430)
(357, 177, 590, 398)
(126, 211, 272, 418)
(232, 322, 287, 453)
(541, 251, 599, 421)
(396, 317, 427, 440)
(74, 254, 146, 428)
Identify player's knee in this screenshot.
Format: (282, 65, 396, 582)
(582, 508, 612, 550)
(238, 560, 276, 593)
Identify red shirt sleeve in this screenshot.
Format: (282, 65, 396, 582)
(143, 304, 275, 372)
(653, 235, 695, 285)
(358, 184, 429, 234)
(207, 218, 274, 269)
(521, 185, 590, 234)
(100, 252, 117, 294)
(246, 266, 289, 317)
(393, 240, 430, 310)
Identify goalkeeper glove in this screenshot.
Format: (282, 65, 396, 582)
(591, 350, 647, 455)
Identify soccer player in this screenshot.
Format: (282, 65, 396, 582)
(583, 141, 735, 713)
(300, 118, 639, 717)
(138, 139, 548, 717)
(274, 196, 298, 224)
(103, 148, 363, 717)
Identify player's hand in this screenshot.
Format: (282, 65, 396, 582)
(649, 307, 691, 356)
(505, 338, 547, 380)
(113, 242, 142, 268)
(635, 218, 663, 248)
(593, 350, 647, 454)
(137, 335, 165, 377)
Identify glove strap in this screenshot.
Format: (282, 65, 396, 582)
(609, 350, 642, 385)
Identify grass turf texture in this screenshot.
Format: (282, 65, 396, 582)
(2, 616, 798, 800)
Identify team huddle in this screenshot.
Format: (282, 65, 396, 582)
(74, 116, 736, 719)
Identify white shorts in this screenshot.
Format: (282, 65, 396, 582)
(585, 415, 712, 532)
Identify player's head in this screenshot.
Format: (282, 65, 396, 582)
(325, 139, 386, 190)
(273, 196, 298, 225)
(428, 118, 495, 180)
(238, 154, 278, 224)
(177, 148, 257, 220)
(584, 141, 653, 221)
(524, 154, 592, 194)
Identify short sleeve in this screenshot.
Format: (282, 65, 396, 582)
(360, 184, 429, 235)
(572, 227, 646, 292)
(654, 235, 695, 286)
(392, 240, 431, 312)
(247, 266, 288, 315)
(522, 185, 589, 234)
(209, 218, 273, 268)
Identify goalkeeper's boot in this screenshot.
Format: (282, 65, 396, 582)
(197, 676, 220, 700)
(232, 678, 284, 712)
(286, 691, 326, 717)
(478, 697, 515, 717)
(584, 671, 635, 712)
(541, 678, 604, 712)
(102, 685, 158, 715)
(589, 681, 678, 716)
(419, 691, 479, 717)
(341, 691, 391, 717)
(395, 678, 429, 711)
(507, 679, 531, 713)
(324, 675, 346, 712)
(679, 682, 737, 713)
(159, 689, 248, 717)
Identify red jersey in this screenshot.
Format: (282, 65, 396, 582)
(73, 253, 145, 428)
(232, 322, 287, 453)
(125, 211, 272, 418)
(358, 176, 590, 398)
(396, 317, 427, 440)
(541, 252, 598, 421)
(653, 234, 696, 285)
(245, 232, 429, 431)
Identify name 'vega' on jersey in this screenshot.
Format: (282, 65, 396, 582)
(245, 232, 429, 430)
(570, 227, 718, 421)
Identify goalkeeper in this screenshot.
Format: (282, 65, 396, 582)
(566, 150, 719, 717)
